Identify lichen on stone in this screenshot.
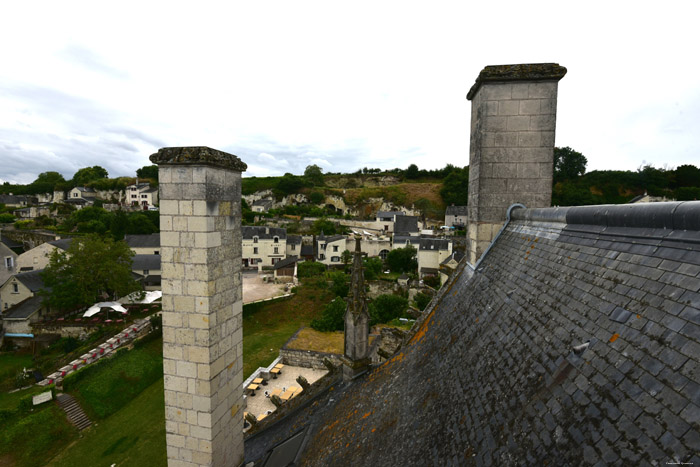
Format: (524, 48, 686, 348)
(149, 146, 247, 172)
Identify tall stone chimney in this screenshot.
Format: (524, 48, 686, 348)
(151, 147, 247, 467)
(466, 63, 566, 265)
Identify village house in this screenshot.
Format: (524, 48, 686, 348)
(0, 270, 51, 347)
(316, 232, 345, 265)
(131, 254, 161, 290)
(286, 235, 302, 257)
(444, 204, 468, 228)
(242, 226, 287, 268)
(0, 238, 18, 287)
(0, 194, 36, 208)
(68, 186, 96, 202)
(12, 205, 52, 220)
(125, 233, 161, 255)
(438, 250, 464, 284)
(251, 198, 273, 213)
(272, 256, 298, 282)
(347, 232, 392, 260)
(375, 210, 406, 233)
(15, 239, 71, 272)
(417, 236, 453, 279)
(126, 182, 159, 209)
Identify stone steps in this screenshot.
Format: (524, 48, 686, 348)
(56, 393, 92, 431)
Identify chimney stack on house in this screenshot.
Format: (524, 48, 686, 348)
(465, 63, 566, 265)
(152, 146, 247, 467)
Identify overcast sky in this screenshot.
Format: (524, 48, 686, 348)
(1, 1, 698, 184)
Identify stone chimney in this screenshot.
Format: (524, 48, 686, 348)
(342, 236, 370, 381)
(465, 63, 566, 265)
(151, 147, 247, 467)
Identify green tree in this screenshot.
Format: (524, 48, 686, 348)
(72, 166, 109, 186)
(311, 218, 338, 235)
(31, 171, 67, 193)
(341, 249, 353, 269)
(369, 294, 408, 325)
(405, 164, 419, 179)
(110, 210, 129, 240)
(363, 257, 383, 280)
(276, 173, 306, 195)
(439, 166, 469, 205)
(126, 213, 158, 235)
(136, 165, 159, 181)
(40, 234, 141, 311)
(414, 292, 432, 311)
(386, 246, 417, 273)
(310, 297, 346, 332)
(298, 261, 327, 278)
(553, 147, 587, 182)
(309, 191, 325, 204)
(304, 165, 324, 186)
(674, 164, 700, 188)
(0, 213, 15, 223)
(329, 272, 349, 298)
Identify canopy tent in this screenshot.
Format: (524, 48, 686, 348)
(83, 302, 128, 318)
(123, 290, 162, 304)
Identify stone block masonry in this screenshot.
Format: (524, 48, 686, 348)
(151, 147, 247, 467)
(466, 63, 566, 264)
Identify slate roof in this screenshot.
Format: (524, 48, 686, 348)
(132, 254, 161, 271)
(418, 238, 450, 251)
(245, 201, 700, 465)
(287, 235, 302, 245)
(394, 215, 419, 234)
(74, 186, 95, 193)
(393, 235, 416, 247)
(2, 295, 43, 320)
(300, 245, 314, 257)
(445, 205, 468, 216)
(242, 226, 287, 240)
(273, 256, 298, 270)
(377, 210, 404, 219)
(1, 236, 22, 250)
(125, 234, 161, 248)
(318, 235, 345, 244)
(48, 239, 72, 251)
(252, 199, 273, 207)
(13, 269, 46, 293)
(440, 250, 465, 265)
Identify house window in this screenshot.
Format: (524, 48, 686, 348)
(154, 250, 159, 255)
(141, 194, 147, 198)
(131, 195, 137, 199)
(12, 283, 19, 293)
(273, 236, 279, 243)
(73, 192, 78, 197)
(319, 254, 325, 260)
(291, 244, 296, 251)
(4, 257, 12, 269)
(333, 245, 338, 252)
(253, 237, 258, 243)
(143, 270, 150, 275)
(253, 247, 258, 254)
(379, 249, 389, 260)
(331, 256, 340, 262)
(250, 258, 257, 265)
(321, 244, 327, 251)
(274, 247, 279, 254)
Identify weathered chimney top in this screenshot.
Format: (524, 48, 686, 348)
(149, 146, 247, 172)
(467, 63, 567, 100)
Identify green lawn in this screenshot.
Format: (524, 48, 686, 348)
(0, 385, 49, 411)
(48, 379, 166, 467)
(0, 351, 34, 391)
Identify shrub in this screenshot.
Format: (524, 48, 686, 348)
(414, 292, 432, 311)
(423, 275, 440, 289)
(329, 272, 349, 298)
(369, 294, 408, 325)
(298, 261, 326, 278)
(310, 297, 346, 332)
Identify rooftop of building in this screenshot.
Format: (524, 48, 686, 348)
(242, 226, 287, 240)
(2, 295, 44, 320)
(125, 233, 161, 248)
(245, 200, 700, 465)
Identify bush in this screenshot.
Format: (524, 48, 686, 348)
(414, 292, 432, 311)
(329, 272, 349, 298)
(298, 261, 326, 278)
(0, 213, 15, 223)
(310, 297, 346, 332)
(369, 294, 408, 325)
(423, 275, 440, 289)
(363, 257, 383, 280)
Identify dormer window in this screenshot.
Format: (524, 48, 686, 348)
(273, 236, 279, 243)
(12, 283, 19, 293)
(253, 236, 258, 243)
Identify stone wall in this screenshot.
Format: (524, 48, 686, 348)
(0, 228, 59, 251)
(279, 348, 342, 369)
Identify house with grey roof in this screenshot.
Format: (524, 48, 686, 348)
(0, 270, 51, 346)
(68, 186, 96, 203)
(15, 238, 72, 272)
(251, 198, 273, 213)
(316, 232, 345, 265)
(417, 237, 452, 278)
(131, 254, 161, 290)
(125, 233, 161, 255)
(394, 215, 420, 236)
(445, 204, 468, 228)
(286, 235, 302, 258)
(126, 182, 159, 209)
(242, 226, 287, 268)
(0, 239, 18, 287)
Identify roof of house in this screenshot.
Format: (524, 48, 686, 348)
(252, 199, 273, 206)
(318, 235, 345, 244)
(2, 295, 43, 320)
(125, 234, 160, 249)
(393, 235, 416, 247)
(287, 235, 302, 245)
(273, 256, 298, 270)
(245, 200, 700, 465)
(418, 238, 450, 251)
(242, 226, 287, 240)
(48, 239, 72, 251)
(73, 186, 96, 193)
(440, 250, 465, 265)
(300, 245, 314, 256)
(394, 216, 419, 234)
(377, 210, 404, 218)
(13, 269, 46, 292)
(128, 183, 151, 189)
(132, 254, 161, 271)
(445, 205, 468, 216)
(64, 198, 89, 205)
(1, 236, 22, 249)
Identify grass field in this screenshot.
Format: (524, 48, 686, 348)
(0, 351, 34, 391)
(48, 379, 166, 467)
(285, 327, 344, 354)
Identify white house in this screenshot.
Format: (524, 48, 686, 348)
(316, 233, 345, 265)
(417, 238, 453, 278)
(251, 199, 273, 213)
(286, 235, 302, 258)
(126, 182, 159, 209)
(0, 239, 18, 287)
(125, 234, 161, 255)
(445, 205, 468, 228)
(242, 226, 287, 268)
(15, 239, 71, 272)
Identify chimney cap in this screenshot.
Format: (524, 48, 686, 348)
(467, 63, 567, 100)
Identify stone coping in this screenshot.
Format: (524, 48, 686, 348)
(149, 146, 247, 172)
(467, 63, 567, 100)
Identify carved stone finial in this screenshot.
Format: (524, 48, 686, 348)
(149, 146, 247, 172)
(244, 412, 258, 426)
(296, 375, 310, 390)
(270, 395, 283, 408)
